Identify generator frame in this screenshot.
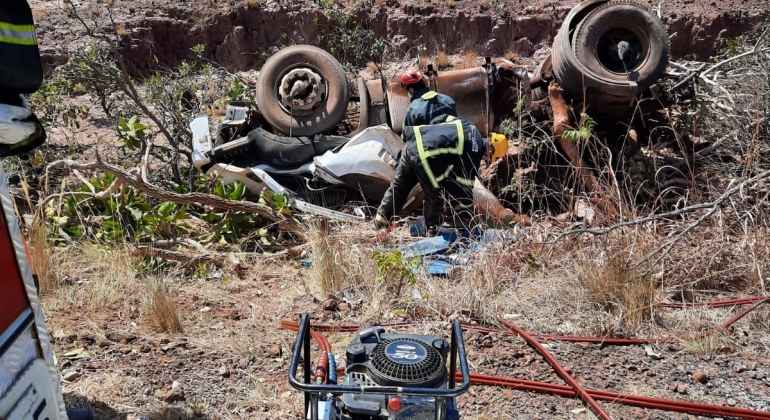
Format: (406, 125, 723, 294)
(288, 315, 471, 420)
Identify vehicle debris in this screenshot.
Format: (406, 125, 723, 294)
(190, 0, 671, 223)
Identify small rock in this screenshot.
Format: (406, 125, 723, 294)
(481, 337, 493, 348)
(171, 381, 181, 390)
(238, 358, 250, 369)
(200, 306, 211, 313)
(97, 340, 111, 348)
(727, 398, 737, 406)
(85, 362, 100, 370)
(268, 344, 282, 358)
(692, 371, 709, 384)
(219, 365, 231, 378)
(736, 365, 747, 373)
(322, 298, 338, 311)
(669, 382, 679, 392)
(338, 302, 350, 311)
(118, 347, 132, 355)
(62, 370, 82, 382)
(756, 372, 765, 380)
(591, 350, 603, 357)
(677, 384, 688, 394)
(163, 388, 185, 403)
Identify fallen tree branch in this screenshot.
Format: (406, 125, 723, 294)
(41, 159, 306, 237)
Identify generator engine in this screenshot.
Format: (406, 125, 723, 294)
(288, 315, 470, 420)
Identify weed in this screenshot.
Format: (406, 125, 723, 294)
(307, 218, 350, 296)
(579, 244, 658, 332)
(372, 250, 421, 297)
(434, 50, 451, 69)
(144, 279, 183, 333)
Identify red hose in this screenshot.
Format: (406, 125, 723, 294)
(368, 221, 403, 245)
(280, 320, 331, 384)
(657, 296, 765, 308)
(498, 318, 612, 420)
(461, 373, 770, 420)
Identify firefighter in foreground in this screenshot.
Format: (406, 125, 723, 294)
(375, 114, 491, 234)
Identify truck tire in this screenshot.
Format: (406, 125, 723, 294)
(572, 0, 668, 93)
(256, 45, 349, 136)
(551, 0, 668, 113)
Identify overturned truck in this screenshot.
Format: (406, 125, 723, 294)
(190, 0, 669, 222)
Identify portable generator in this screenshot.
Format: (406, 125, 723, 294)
(288, 315, 470, 420)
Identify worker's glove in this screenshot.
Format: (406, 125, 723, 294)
(373, 213, 391, 229)
(0, 95, 46, 157)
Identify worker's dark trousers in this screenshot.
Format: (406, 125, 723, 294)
(413, 167, 475, 231)
(377, 152, 418, 220)
(378, 150, 476, 231)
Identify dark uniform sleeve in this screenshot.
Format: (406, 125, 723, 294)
(0, 0, 43, 97)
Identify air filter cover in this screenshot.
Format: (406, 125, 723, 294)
(368, 338, 445, 387)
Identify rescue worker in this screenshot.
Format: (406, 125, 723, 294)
(399, 69, 457, 127)
(375, 114, 490, 234)
(374, 69, 459, 228)
(0, 0, 46, 158)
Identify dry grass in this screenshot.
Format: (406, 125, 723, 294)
(578, 242, 658, 332)
(244, 0, 260, 8)
(456, 50, 479, 69)
(503, 50, 518, 62)
(306, 218, 356, 296)
(27, 219, 56, 294)
(434, 50, 451, 69)
(144, 278, 183, 333)
(48, 243, 138, 312)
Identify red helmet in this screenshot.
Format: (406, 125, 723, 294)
(400, 69, 425, 89)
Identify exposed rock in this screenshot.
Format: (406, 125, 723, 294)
(163, 388, 185, 403)
(322, 298, 338, 311)
(62, 370, 82, 382)
(268, 344, 282, 358)
(693, 371, 709, 384)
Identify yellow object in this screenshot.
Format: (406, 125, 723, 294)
(490, 133, 508, 160)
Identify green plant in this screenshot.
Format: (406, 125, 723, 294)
(562, 112, 596, 142)
(372, 250, 422, 297)
(117, 115, 150, 150)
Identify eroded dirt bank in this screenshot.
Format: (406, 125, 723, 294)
(34, 0, 770, 75)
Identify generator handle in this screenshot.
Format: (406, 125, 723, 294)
(288, 315, 471, 398)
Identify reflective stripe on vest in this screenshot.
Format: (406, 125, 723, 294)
(0, 22, 37, 46)
(421, 91, 438, 100)
(413, 119, 465, 189)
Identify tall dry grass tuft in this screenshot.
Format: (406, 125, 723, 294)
(27, 219, 56, 294)
(434, 50, 451, 69)
(306, 218, 352, 296)
(579, 244, 658, 332)
(456, 50, 479, 69)
(144, 279, 183, 334)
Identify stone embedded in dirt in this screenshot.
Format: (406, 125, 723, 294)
(171, 381, 181, 390)
(481, 337, 493, 348)
(163, 388, 185, 403)
(293, 294, 322, 315)
(268, 344, 282, 358)
(669, 382, 679, 391)
(219, 365, 231, 378)
(77, 331, 96, 345)
(736, 365, 748, 373)
(727, 397, 738, 406)
(238, 358, 250, 369)
(693, 371, 709, 384)
(677, 384, 688, 394)
(170, 339, 188, 349)
(86, 362, 99, 370)
(322, 298, 338, 311)
(338, 302, 350, 312)
(62, 370, 82, 382)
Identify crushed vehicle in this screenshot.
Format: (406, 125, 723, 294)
(190, 0, 669, 221)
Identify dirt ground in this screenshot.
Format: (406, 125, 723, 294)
(22, 1, 770, 419)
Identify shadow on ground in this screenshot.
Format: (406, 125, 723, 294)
(65, 393, 211, 420)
